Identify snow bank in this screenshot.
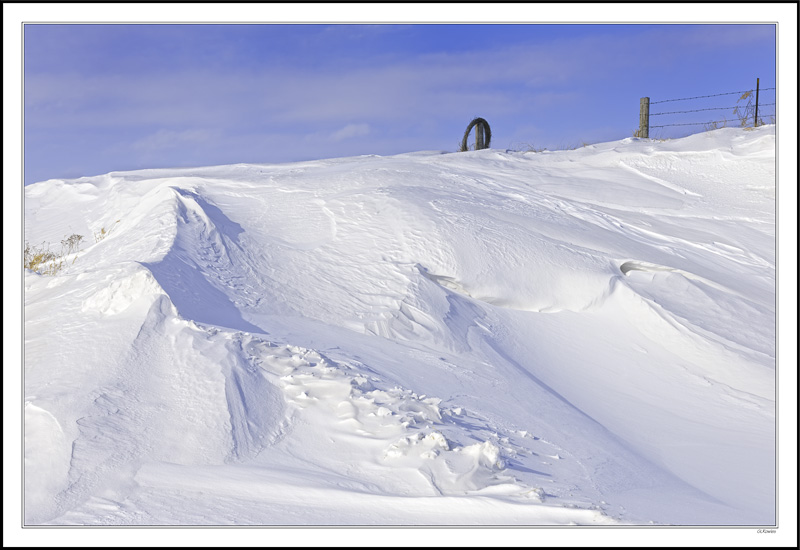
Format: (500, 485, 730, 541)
(24, 126, 776, 526)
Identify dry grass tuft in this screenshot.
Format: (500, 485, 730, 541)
(24, 233, 85, 275)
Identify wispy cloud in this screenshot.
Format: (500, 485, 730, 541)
(330, 123, 370, 141)
(133, 128, 215, 151)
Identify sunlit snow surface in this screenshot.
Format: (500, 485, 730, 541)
(24, 127, 775, 526)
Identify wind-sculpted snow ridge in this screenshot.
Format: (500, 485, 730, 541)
(24, 126, 776, 526)
(32, 305, 617, 525)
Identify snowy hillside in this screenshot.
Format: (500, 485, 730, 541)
(23, 126, 776, 527)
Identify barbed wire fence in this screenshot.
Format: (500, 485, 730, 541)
(637, 79, 775, 139)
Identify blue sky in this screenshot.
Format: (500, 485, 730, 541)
(23, 23, 777, 185)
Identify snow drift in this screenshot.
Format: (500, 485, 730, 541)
(24, 126, 776, 526)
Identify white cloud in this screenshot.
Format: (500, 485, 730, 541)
(132, 128, 215, 152)
(331, 123, 370, 141)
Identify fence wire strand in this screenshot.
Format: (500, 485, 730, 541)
(651, 103, 775, 116)
(651, 115, 775, 129)
(650, 87, 775, 104)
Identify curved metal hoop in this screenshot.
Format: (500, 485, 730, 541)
(460, 117, 492, 151)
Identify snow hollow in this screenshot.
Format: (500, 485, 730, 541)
(23, 126, 776, 526)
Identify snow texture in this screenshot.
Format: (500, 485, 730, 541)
(24, 126, 776, 526)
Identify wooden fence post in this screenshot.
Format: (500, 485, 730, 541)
(476, 123, 485, 150)
(754, 78, 760, 127)
(639, 97, 650, 138)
